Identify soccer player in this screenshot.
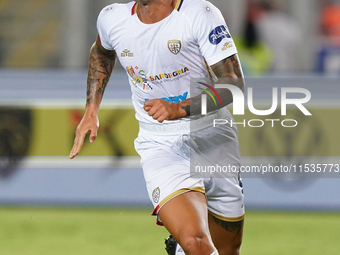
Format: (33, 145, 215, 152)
(70, 0, 245, 254)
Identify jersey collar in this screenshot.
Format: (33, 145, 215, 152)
(131, 0, 184, 15)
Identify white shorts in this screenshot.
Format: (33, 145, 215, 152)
(134, 108, 245, 225)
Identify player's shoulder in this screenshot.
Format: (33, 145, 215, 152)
(179, 0, 220, 17)
(97, 1, 135, 25)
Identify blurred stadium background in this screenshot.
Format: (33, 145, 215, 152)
(0, 0, 340, 254)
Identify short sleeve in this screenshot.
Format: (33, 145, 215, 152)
(96, 4, 117, 51)
(191, 1, 237, 66)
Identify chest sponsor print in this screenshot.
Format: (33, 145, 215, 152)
(149, 67, 189, 83)
(145, 91, 188, 103)
(126, 66, 153, 91)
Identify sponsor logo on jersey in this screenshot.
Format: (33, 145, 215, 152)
(168, 40, 181, 55)
(152, 187, 160, 203)
(209, 25, 231, 45)
(121, 49, 134, 57)
(221, 42, 233, 51)
(126, 66, 153, 90)
(149, 67, 189, 81)
(145, 91, 188, 103)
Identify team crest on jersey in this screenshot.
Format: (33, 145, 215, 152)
(168, 40, 181, 55)
(152, 187, 160, 203)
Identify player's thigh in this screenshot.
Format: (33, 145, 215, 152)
(158, 191, 214, 251)
(208, 213, 244, 255)
(204, 176, 244, 255)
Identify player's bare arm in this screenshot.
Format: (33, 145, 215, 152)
(180, 54, 244, 116)
(69, 36, 116, 159)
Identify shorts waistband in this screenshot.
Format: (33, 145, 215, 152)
(139, 107, 229, 135)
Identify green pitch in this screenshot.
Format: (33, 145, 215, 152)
(0, 207, 339, 255)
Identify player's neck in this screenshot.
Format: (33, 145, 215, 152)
(136, 0, 178, 24)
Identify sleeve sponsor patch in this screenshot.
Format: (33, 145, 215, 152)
(209, 25, 231, 45)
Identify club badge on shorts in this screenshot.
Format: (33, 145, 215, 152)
(152, 187, 160, 203)
(168, 40, 181, 55)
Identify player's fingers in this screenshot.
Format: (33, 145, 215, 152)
(72, 139, 84, 158)
(143, 100, 154, 110)
(157, 113, 169, 123)
(69, 132, 86, 159)
(144, 106, 152, 112)
(147, 105, 159, 117)
(69, 143, 78, 159)
(89, 128, 97, 143)
(151, 110, 163, 120)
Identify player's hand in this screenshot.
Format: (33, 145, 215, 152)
(69, 113, 99, 159)
(143, 99, 186, 123)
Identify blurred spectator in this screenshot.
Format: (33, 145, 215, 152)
(235, 0, 272, 76)
(316, 0, 340, 74)
(256, 0, 302, 73)
(320, 0, 340, 40)
(245, 0, 265, 48)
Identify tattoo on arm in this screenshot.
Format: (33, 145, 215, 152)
(86, 38, 116, 106)
(211, 54, 243, 79)
(181, 54, 244, 116)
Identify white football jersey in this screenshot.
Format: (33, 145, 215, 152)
(97, 0, 237, 123)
